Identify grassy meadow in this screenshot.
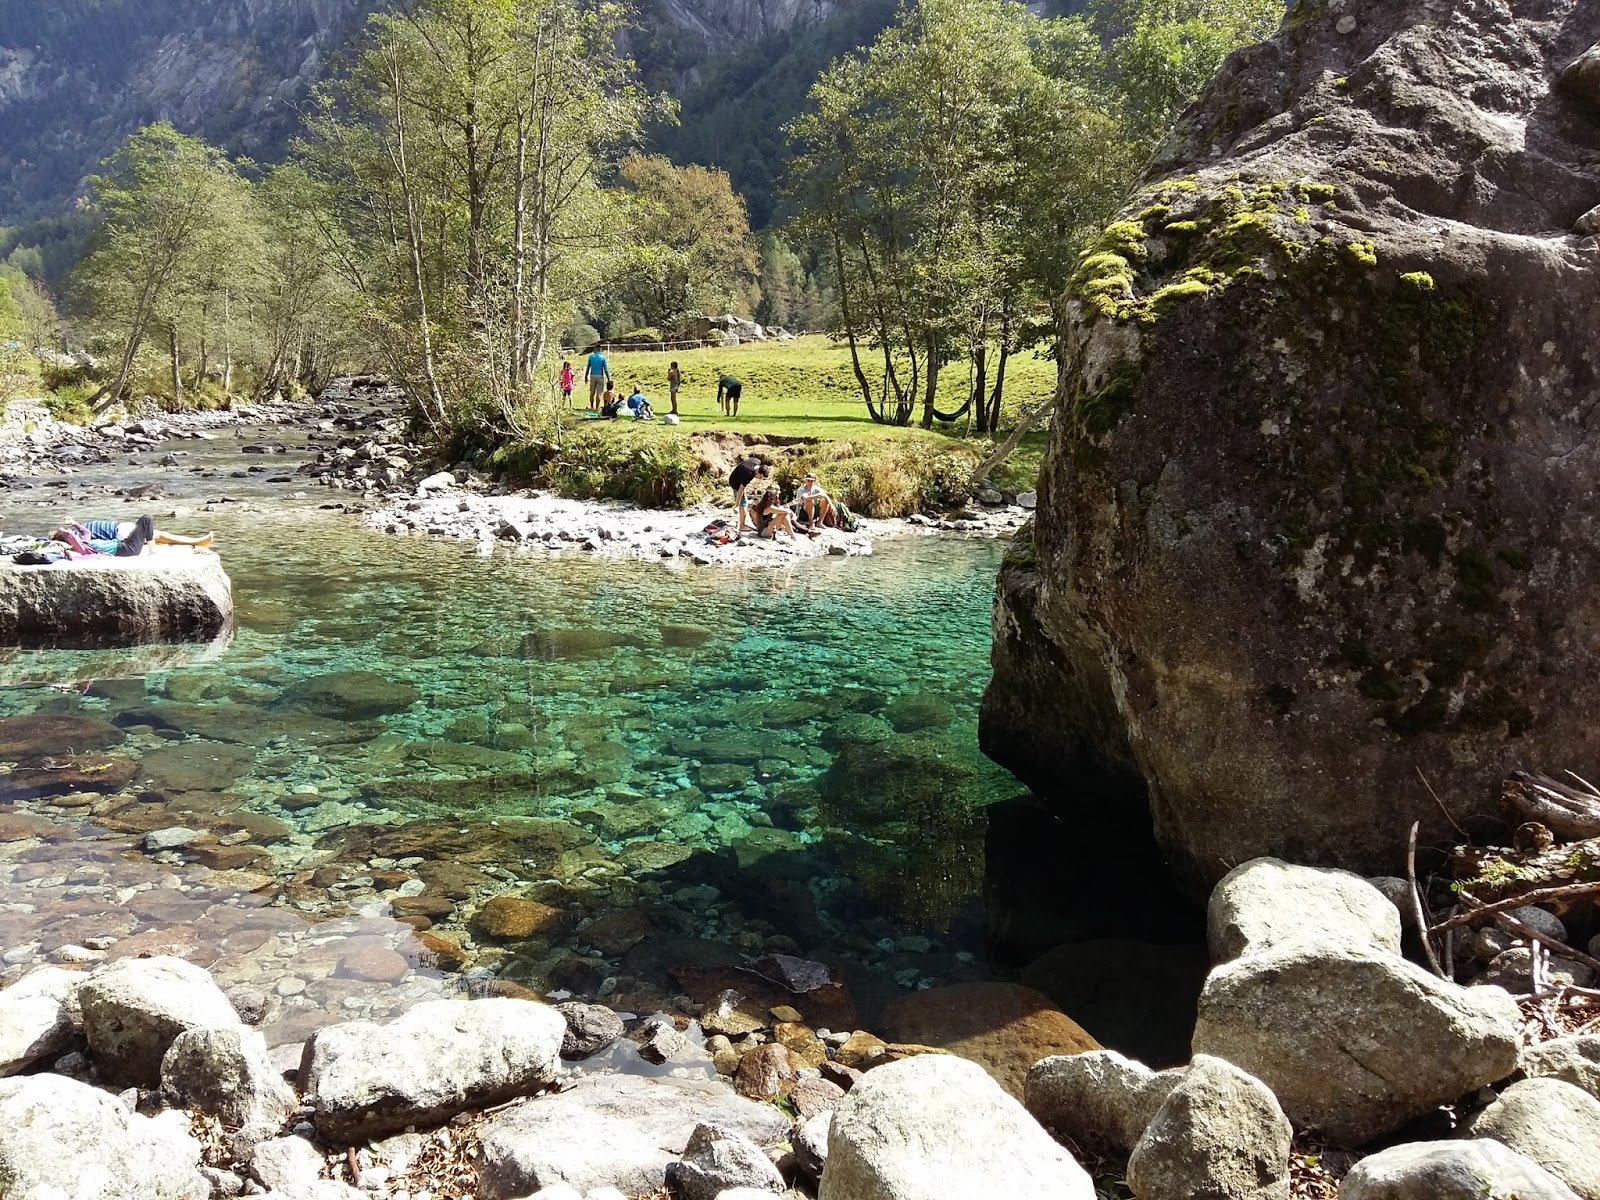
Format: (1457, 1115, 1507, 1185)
(517, 335, 1056, 514)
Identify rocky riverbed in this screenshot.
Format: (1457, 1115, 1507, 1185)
(2, 860, 1598, 1200)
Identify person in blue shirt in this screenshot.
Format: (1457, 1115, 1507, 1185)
(626, 384, 655, 420)
(584, 348, 610, 411)
(52, 516, 212, 556)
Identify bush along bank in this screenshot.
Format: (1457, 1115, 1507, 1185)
(3, 857, 1595, 1200)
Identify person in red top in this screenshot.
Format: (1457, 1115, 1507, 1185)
(558, 360, 575, 408)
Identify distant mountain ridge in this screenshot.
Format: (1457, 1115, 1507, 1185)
(0, 0, 874, 227)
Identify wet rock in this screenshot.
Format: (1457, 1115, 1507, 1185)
(773, 1021, 827, 1069)
(790, 1075, 846, 1121)
(672, 1122, 784, 1199)
(1207, 857, 1403, 962)
(0, 1072, 209, 1200)
(0, 714, 124, 760)
(0, 966, 80, 1076)
(139, 742, 259, 792)
(582, 907, 651, 954)
(474, 896, 570, 941)
(0, 554, 233, 647)
(743, 953, 834, 994)
(735, 1043, 795, 1101)
(880, 982, 1099, 1100)
(145, 826, 203, 851)
(1340, 1140, 1579, 1200)
(475, 1072, 790, 1199)
(1025, 1049, 1178, 1152)
(1126, 1055, 1292, 1200)
(1522, 1034, 1600, 1100)
(1464, 1077, 1600, 1200)
(79, 955, 243, 1086)
(1191, 942, 1522, 1144)
(818, 1054, 1092, 1199)
(161, 1025, 297, 1128)
(553, 1002, 625, 1059)
(302, 997, 565, 1139)
(280, 671, 419, 719)
(882, 692, 955, 733)
(519, 628, 641, 661)
(5, 755, 141, 797)
(636, 1017, 687, 1065)
(336, 945, 409, 984)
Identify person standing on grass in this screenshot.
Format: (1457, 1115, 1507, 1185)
(584, 346, 610, 411)
(728, 455, 767, 537)
(559, 360, 576, 408)
(668, 361, 682, 416)
(716, 372, 742, 418)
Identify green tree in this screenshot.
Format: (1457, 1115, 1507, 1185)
(73, 124, 254, 409)
(613, 154, 760, 330)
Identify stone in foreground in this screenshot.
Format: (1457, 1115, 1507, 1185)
(1126, 1055, 1292, 1200)
(0, 1072, 209, 1200)
(1522, 1034, 1600, 1100)
(1191, 942, 1520, 1144)
(1207, 858, 1402, 962)
(0, 553, 232, 646)
(0, 966, 80, 1076)
(162, 1025, 297, 1129)
(1464, 1077, 1600, 1200)
(672, 1122, 785, 1199)
(818, 1054, 1093, 1200)
(1025, 1050, 1177, 1152)
(302, 997, 564, 1140)
(1340, 1139, 1578, 1200)
(79, 955, 242, 1087)
(475, 1073, 791, 1199)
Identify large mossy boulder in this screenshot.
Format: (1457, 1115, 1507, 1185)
(982, 2, 1600, 890)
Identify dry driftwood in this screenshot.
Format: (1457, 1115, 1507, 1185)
(1455, 889, 1600, 976)
(1448, 834, 1600, 908)
(1433, 878, 1600, 933)
(1505, 771, 1600, 842)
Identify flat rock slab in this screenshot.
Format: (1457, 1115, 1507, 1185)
(0, 552, 232, 647)
(475, 1072, 792, 1199)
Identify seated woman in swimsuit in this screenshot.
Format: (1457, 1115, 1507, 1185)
(52, 517, 213, 557)
(748, 487, 798, 540)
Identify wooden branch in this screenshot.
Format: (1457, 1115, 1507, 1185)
(1409, 821, 1446, 978)
(1431, 879, 1600, 933)
(1505, 771, 1600, 841)
(1457, 889, 1600, 977)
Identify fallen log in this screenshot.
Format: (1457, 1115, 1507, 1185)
(1504, 771, 1600, 842)
(1447, 832, 1600, 908)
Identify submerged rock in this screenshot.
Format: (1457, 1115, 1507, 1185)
(0, 554, 232, 647)
(980, 1, 1600, 888)
(280, 670, 419, 719)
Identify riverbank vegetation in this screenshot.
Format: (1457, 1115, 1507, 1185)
(2, 0, 1281, 502)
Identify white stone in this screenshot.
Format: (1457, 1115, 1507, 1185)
(1191, 941, 1521, 1144)
(1340, 1139, 1578, 1200)
(0, 965, 80, 1076)
(1208, 857, 1402, 962)
(673, 1123, 784, 1199)
(162, 1025, 297, 1128)
(303, 998, 565, 1140)
(818, 1054, 1092, 1200)
(0, 1072, 209, 1200)
(1465, 1077, 1600, 1199)
(1025, 1049, 1177, 1151)
(251, 1136, 326, 1192)
(144, 827, 203, 852)
(1523, 1034, 1600, 1100)
(79, 955, 242, 1086)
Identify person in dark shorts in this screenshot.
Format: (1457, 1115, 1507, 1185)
(716, 373, 742, 417)
(728, 456, 767, 536)
(53, 517, 211, 556)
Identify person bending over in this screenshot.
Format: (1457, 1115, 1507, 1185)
(794, 472, 834, 534)
(716, 372, 742, 418)
(748, 487, 797, 540)
(728, 456, 768, 537)
(54, 517, 212, 557)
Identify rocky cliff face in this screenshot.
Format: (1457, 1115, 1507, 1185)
(982, 0, 1600, 892)
(0, 0, 847, 222)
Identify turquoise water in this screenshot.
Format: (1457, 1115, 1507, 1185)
(0, 491, 1022, 1037)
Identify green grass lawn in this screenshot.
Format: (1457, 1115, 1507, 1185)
(527, 335, 1055, 512)
(575, 334, 1057, 444)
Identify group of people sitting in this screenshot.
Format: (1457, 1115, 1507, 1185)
(561, 350, 671, 423)
(728, 457, 848, 541)
(4, 517, 213, 565)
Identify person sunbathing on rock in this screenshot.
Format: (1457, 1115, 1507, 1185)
(52, 517, 213, 557)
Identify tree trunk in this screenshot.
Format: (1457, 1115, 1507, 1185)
(919, 335, 940, 429)
(988, 341, 1011, 435)
(168, 321, 183, 406)
(221, 292, 233, 394)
